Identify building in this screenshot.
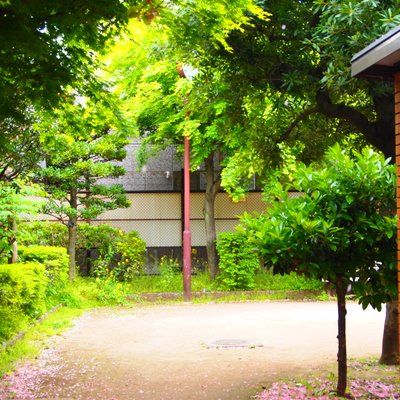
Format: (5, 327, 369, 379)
(94, 140, 266, 271)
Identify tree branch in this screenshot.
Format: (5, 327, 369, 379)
(279, 105, 320, 142)
(315, 90, 393, 157)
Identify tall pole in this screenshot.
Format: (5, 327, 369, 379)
(177, 62, 194, 302)
(183, 134, 192, 301)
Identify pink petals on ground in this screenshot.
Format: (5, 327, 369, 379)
(254, 377, 400, 400)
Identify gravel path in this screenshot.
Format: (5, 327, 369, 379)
(0, 301, 385, 400)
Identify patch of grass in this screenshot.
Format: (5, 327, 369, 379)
(190, 291, 291, 303)
(127, 270, 324, 293)
(127, 272, 216, 293)
(0, 306, 84, 377)
(348, 357, 400, 382)
(0, 277, 125, 377)
(253, 270, 324, 291)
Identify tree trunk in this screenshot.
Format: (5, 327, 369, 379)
(204, 152, 220, 280)
(68, 220, 77, 280)
(336, 275, 348, 397)
(7, 215, 18, 264)
(379, 300, 400, 365)
(67, 188, 78, 280)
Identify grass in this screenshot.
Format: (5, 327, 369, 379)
(0, 306, 84, 377)
(0, 277, 123, 377)
(127, 269, 325, 294)
(253, 270, 324, 291)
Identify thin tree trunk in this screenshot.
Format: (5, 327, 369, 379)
(7, 215, 18, 264)
(68, 220, 77, 280)
(67, 188, 78, 280)
(204, 153, 220, 280)
(379, 300, 400, 365)
(336, 275, 348, 397)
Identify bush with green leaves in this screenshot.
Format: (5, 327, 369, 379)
(113, 231, 146, 280)
(94, 274, 128, 305)
(0, 262, 48, 342)
(18, 222, 146, 280)
(76, 223, 122, 254)
(241, 144, 397, 308)
(78, 225, 146, 281)
(17, 221, 68, 247)
(18, 245, 69, 285)
(216, 232, 260, 290)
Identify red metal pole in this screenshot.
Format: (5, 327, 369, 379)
(183, 134, 192, 301)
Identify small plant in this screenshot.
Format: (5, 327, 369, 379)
(216, 232, 260, 290)
(94, 274, 128, 305)
(114, 231, 146, 280)
(92, 244, 116, 279)
(158, 256, 181, 290)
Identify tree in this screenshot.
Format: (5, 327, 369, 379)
(195, 0, 400, 365)
(35, 93, 130, 280)
(240, 144, 397, 395)
(107, 4, 268, 278)
(0, 0, 155, 205)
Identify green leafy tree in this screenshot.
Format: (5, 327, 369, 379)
(0, 0, 156, 181)
(36, 94, 130, 280)
(240, 144, 397, 395)
(198, 0, 400, 366)
(209, 0, 399, 159)
(107, 3, 268, 279)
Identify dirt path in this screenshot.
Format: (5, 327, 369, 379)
(1, 301, 385, 400)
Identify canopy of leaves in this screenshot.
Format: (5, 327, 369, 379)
(0, 0, 134, 122)
(200, 0, 400, 177)
(107, 0, 268, 172)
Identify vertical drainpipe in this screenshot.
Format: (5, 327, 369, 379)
(395, 71, 400, 356)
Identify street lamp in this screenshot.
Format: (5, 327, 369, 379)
(177, 62, 198, 302)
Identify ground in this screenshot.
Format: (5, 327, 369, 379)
(0, 301, 394, 399)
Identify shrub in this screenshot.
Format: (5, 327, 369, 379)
(0, 262, 48, 342)
(94, 275, 128, 305)
(88, 228, 146, 281)
(17, 221, 68, 247)
(76, 223, 122, 254)
(18, 245, 69, 286)
(18, 222, 147, 280)
(113, 231, 146, 280)
(216, 232, 260, 290)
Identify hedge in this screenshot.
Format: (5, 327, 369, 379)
(0, 262, 48, 342)
(18, 245, 69, 286)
